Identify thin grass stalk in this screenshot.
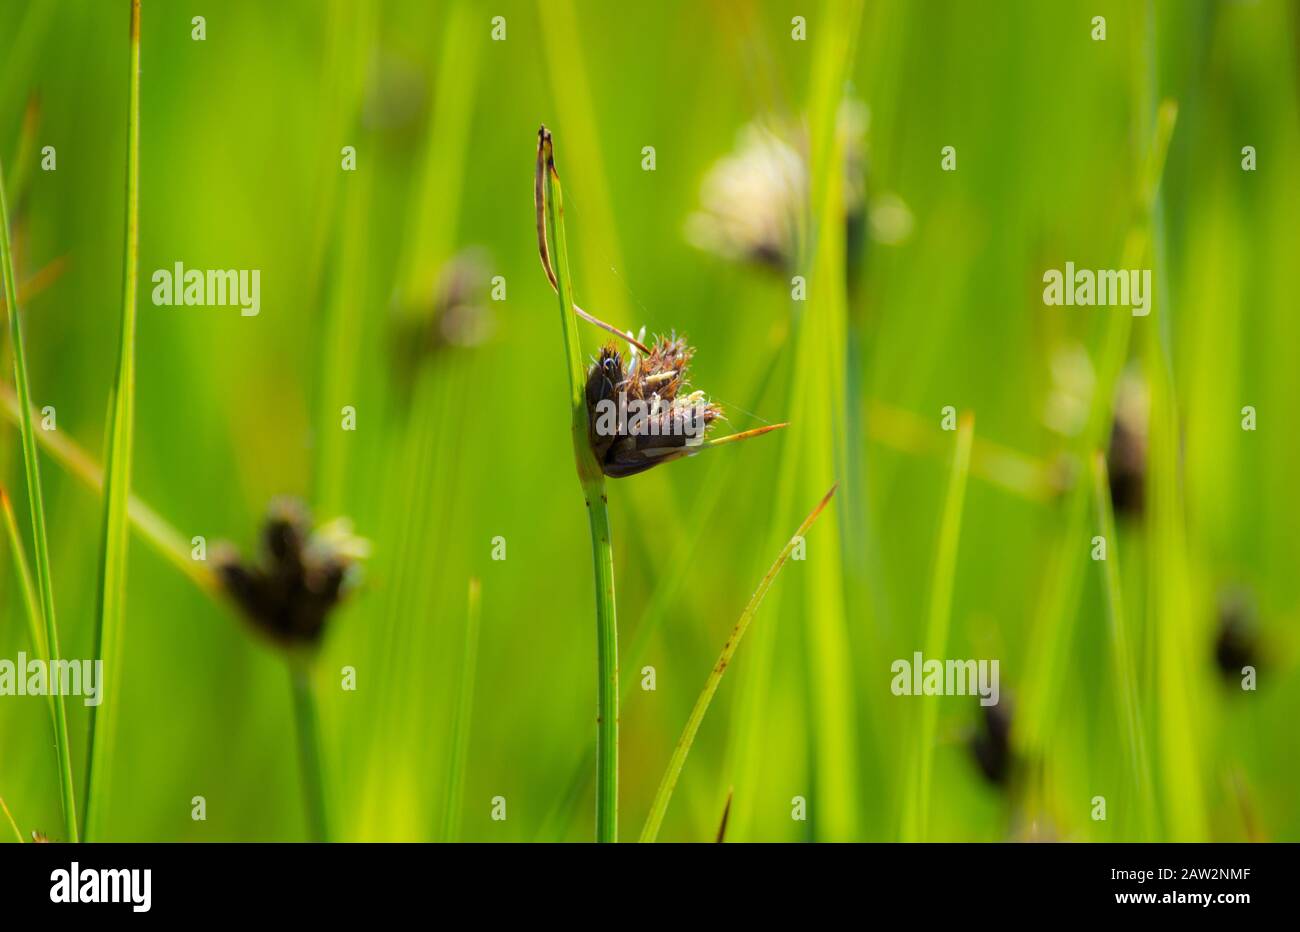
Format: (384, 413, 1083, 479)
(1090, 451, 1156, 839)
(3, 95, 40, 218)
(0, 797, 24, 843)
(290, 662, 331, 842)
(0, 169, 77, 844)
(538, 127, 619, 842)
(83, 0, 141, 842)
(900, 413, 973, 842)
(714, 787, 734, 843)
(536, 350, 789, 840)
(1, 488, 45, 659)
(640, 485, 837, 842)
(1018, 99, 1177, 755)
(0, 384, 218, 598)
(1, 488, 52, 727)
(440, 577, 481, 842)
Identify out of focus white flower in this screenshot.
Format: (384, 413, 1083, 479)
(687, 98, 910, 272)
(685, 121, 806, 270)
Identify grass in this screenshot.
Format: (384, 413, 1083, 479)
(0, 0, 1295, 845)
(0, 383, 218, 598)
(1090, 451, 1155, 838)
(290, 661, 331, 842)
(0, 155, 76, 841)
(899, 413, 974, 842)
(719, 0, 870, 844)
(1, 488, 44, 662)
(82, 0, 141, 843)
(0, 795, 24, 842)
(440, 576, 481, 842)
(640, 484, 837, 842)
(538, 127, 620, 842)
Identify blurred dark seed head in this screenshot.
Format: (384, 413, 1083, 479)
(969, 699, 1015, 789)
(213, 498, 369, 652)
(584, 335, 721, 478)
(1107, 372, 1149, 518)
(392, 249, 494, 383)
(1215, 587, 1261, 682)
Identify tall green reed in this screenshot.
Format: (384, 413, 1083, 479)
(84, 0, 142, 842)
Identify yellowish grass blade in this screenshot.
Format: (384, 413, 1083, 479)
(640, 484, 837, 842)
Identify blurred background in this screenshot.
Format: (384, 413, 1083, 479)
(0, 0, 1297, 842)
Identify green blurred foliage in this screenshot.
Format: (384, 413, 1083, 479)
(0, 0, 1296, 842)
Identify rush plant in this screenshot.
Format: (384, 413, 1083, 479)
(535, 126, 782, 842)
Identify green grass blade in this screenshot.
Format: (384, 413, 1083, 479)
(440, 577, 481, 843)
(83, 0, 142, 842)
(640, 484, 838, 843)
(395, 0, 481, 310)
(539, 127, 619, 841)
(900, 413, 973, 842)
(0, 275, 71, 832)
(4, 95, 41, 218)
(0, 161, 77, 844)
(1, 487, 45, 660)
(290, 663, 331, 842)
(1017, 100, 1177, 757)
(1, 487, 54, 728)
(1090, 451, 1156, 839)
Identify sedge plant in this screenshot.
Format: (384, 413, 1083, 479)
(535, 126, 782, 842)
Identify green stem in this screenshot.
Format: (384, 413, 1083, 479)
(1090, 451, 1156, 839)
(290, 663, 331, 842)
(586, 488, 618, 842)
(83, 0, 142, 843)
(538, 127, 619, 841)
(0, 166, 77, 845)
(900, 413, 974, 842)
(440, 577, 481, 842)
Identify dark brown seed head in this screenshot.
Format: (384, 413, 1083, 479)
(970, 700, 1015, 789)
(214, 498, 368, 651)
(584, 336, 721, 478)
(1214, 587, 1260, 682)
(1107, 374, 1149, 518)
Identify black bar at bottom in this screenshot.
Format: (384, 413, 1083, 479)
(0, 841, 1290, 917)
